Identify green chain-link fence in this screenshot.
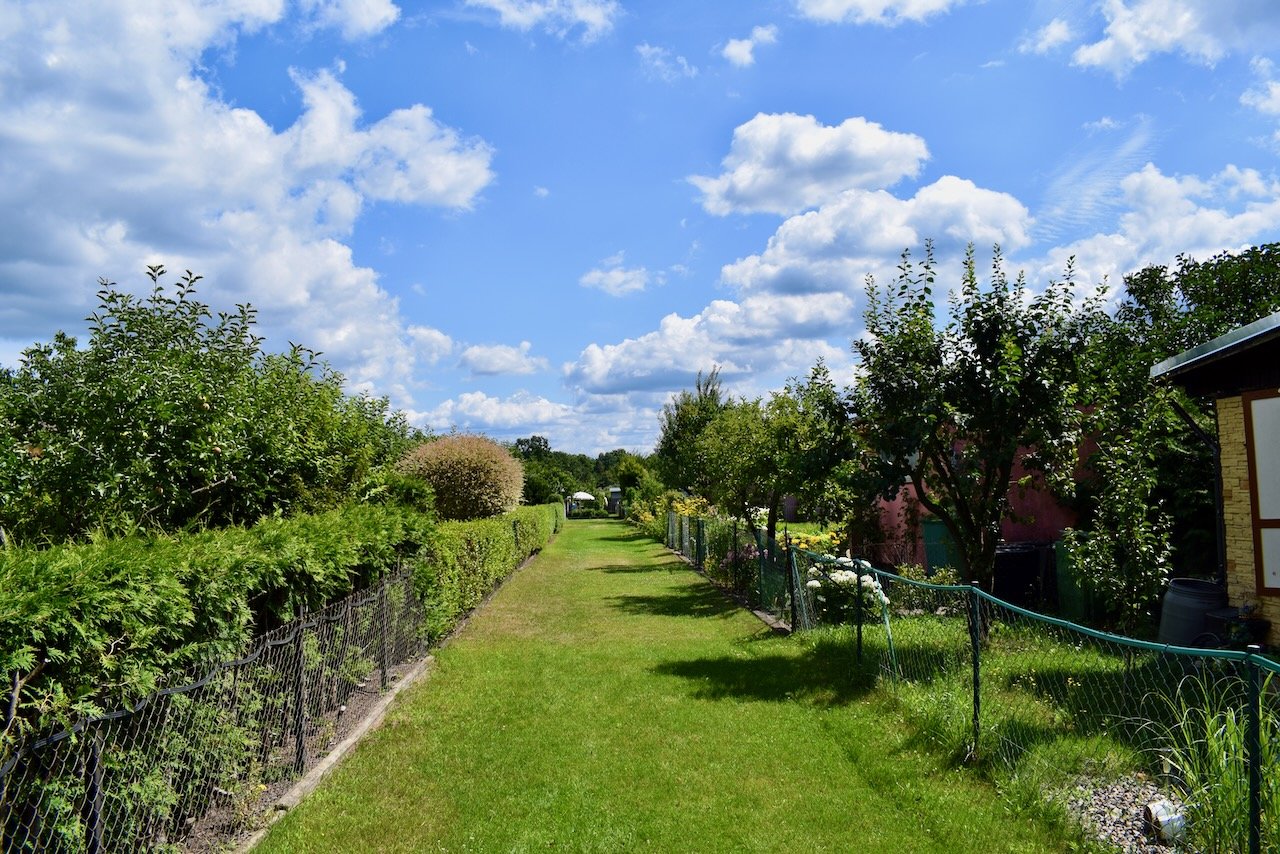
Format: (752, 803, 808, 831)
(669, 512, 1280, 852)
(667, 512, 794, 621)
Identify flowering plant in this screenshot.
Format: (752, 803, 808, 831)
(804, 557, 887, 622)
(718, 542, 759, 575)
(672, 495, 711, 518)
(789, 530, 843, 554)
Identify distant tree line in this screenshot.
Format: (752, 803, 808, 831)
(512, 434, 658, 507)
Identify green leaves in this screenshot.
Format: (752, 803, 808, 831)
(0, 502, 437, 751)
(1067, 242, 1280, 629)
(853, 244, 1091, 588)
(398, 435, 523, 522)
(653, 367, 726, 494)
(0, 269, 413, 543)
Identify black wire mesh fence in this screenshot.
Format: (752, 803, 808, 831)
(0, 569, 425, 853)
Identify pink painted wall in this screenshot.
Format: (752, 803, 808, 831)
(874, 450, 1081, 566)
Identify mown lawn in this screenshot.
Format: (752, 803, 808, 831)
(257, 519, 1064, 853)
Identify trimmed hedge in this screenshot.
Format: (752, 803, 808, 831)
(1, 502, 562, 749)
(567, 508, 612, 519)
(0, 503, 434, 742)
(416, 504, 562, 639)
(397, 435, 524, 521)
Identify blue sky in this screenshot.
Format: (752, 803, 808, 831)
(3, 1, 1280, 455)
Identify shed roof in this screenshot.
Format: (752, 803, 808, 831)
(1150, 309, 1280, 397)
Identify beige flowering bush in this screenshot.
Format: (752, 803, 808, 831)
(398, 435, 523, 521)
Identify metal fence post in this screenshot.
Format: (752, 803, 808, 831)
(1247, 644, 1262, 854)
(756, 531, 766, 606)
(966, 581, 982, 762)
(696, 518, 707, 570)
(786, 536, 798, 629)
(292, 620, 307, 776)
(84, 730, 105, 854)
(855, 566, 864, 664)
(379, 580, 391, 691)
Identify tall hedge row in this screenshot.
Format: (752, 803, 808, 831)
(1, 503, 431, 742)
(417, 504, 562, 638)
(1, 502, 562, 750)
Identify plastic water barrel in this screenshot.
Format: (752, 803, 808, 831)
(1157, 578, 1227, 646)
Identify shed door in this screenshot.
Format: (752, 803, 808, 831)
(1245, 390, 1280, 594)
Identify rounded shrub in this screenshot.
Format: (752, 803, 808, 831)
(397, 435, 523, 521)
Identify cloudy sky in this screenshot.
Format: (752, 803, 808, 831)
(3, 1, 1279, 454)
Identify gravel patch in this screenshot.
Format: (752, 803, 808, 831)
(1056, 774, 1188, 853)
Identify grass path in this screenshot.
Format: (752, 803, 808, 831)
(258, 520, 1062, 853)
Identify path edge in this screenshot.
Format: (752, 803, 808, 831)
(236, 653, 436, 852)
(665, 543, 791, 635)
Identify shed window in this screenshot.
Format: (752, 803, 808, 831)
(1245, 390, 1280, 594)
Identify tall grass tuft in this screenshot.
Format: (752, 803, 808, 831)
(1150, 672, 1280, 852)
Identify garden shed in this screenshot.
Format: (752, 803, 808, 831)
(1152, 308, 1280, 643)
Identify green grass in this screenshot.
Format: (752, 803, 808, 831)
(852, 597, 1280, 851)
(257, 520, 1065, 853)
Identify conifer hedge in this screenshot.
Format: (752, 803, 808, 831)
(1, 502, 562, 750)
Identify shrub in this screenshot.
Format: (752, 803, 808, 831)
(0, 269, 416, 544)
(414, 503, 561, 639)
(398, 435, 523, 521)
(0, 502, 435, 749)
(627, 489, 686, 541)
(567, 507, 611, 519)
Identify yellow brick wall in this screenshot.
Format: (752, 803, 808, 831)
(1218, 395, 1278, 640)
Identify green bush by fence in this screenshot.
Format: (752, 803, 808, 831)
(1, 503, 434, 748)
(2, 503, 561, 753)
(417, 504, 562, 638)
(0, 502, 562, 852)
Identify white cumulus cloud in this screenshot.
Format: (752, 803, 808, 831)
(459, 341, 550, 376)
(1072, 0, 1280, 75)
(465, 0, 620, 42)
(1034, 162, 1280, 292)
(690, 113, 929, 216)
(425, 390, 577, 431)
(722, 24, 778, 68)
(288, 69, 494, 209)
(794, 0, 966, 26)
(408, 325, 455, 365)
(1020, 18, 1075, 55)
(1242, 57, 1280, 116)
(580, 252, 650, 296)
(298, 0, 400, 39)
(0, 1, 494, 412)
(564, 294, 852, 397)
(720, 176, 1032, 295)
